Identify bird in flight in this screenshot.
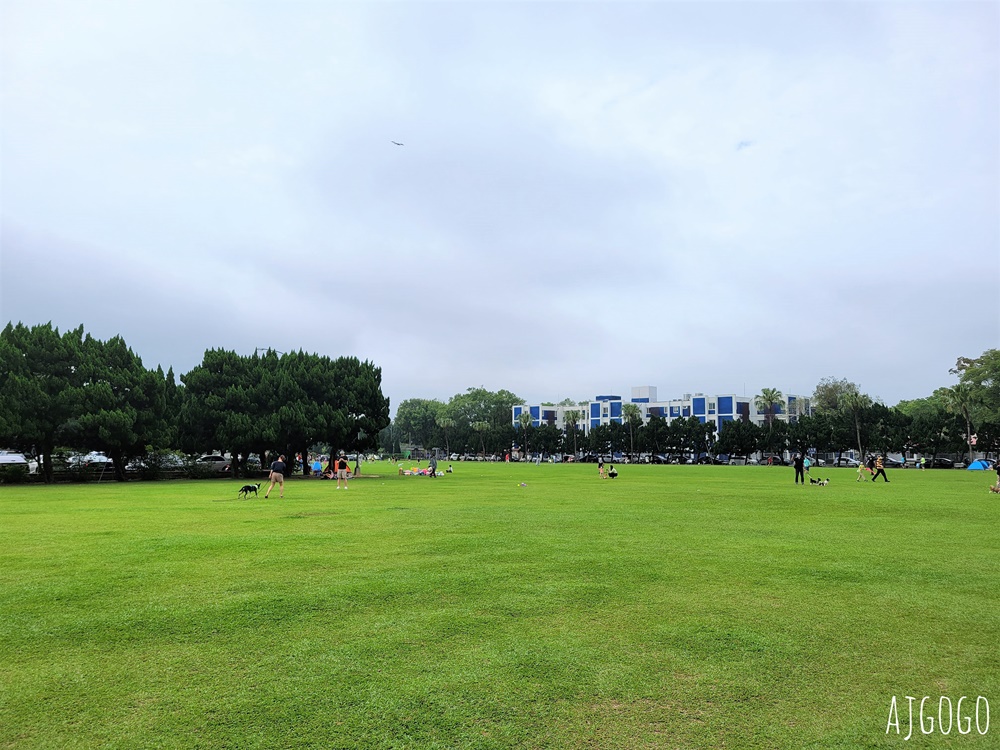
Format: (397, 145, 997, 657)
(391, 141, 404, 146)
(736, 140, 753, 151)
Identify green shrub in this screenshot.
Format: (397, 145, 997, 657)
(0, 464, 29, 484)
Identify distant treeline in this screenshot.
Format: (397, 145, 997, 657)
(388, 355, 1000, 463)
(2, 322, 997, 481)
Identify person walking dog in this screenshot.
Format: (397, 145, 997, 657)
(265, 454, 286, 499)
(793, 453, 805, 485)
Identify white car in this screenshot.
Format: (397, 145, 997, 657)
(0, 451, 29, 467)
(68, 452, 113, 468)
(197, 455, 230, 472)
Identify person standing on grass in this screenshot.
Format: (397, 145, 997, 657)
(265, 454, 286, 499)
(793, 453, 805, 484)
(872, 454, 890, 483)
(598, 457, 605, 479)
(856, 461, 869, 482)
(428, 455, 438, 477)
(335, 451, 350, 489)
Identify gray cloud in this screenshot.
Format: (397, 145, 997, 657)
(2, 1, 997, 411)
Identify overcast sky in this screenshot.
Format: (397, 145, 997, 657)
(2, 1, 998, 412)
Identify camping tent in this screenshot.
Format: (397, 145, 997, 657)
(967, 459, 992, 470)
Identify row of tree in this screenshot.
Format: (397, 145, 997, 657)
(2, 320, 995, 479)
(382, 351, 1000, 464)
(0, 323, 390, 482)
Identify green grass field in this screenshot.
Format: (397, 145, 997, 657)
(1, 464, 997, 749)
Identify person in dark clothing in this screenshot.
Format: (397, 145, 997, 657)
(335, 451, 350, 489)
(872, 455, 890, 483)
(265, 454, 286, 499)
(793, 453, 805, 484)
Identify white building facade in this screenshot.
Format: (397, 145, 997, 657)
(513, 386, 812, 434)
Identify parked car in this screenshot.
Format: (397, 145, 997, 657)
(196, 455, 230, 472)
(931, 457, 965, 469)
(0, 450, 29, 467)
(761, 454, 786, 466)
(68, 452, 114, 468)
(695, 455, 725, 465)
(831, 457, 860, 467)
(127, 452, 186, 470)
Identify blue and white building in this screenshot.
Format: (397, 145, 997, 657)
(513, 386, 812, 434)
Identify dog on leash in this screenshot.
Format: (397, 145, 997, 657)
(989, 485, 1000, 494)
(810, 477, 831, 486)
(238, 482, 261, 498)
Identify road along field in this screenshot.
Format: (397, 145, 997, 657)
(1, 464, 996, 749)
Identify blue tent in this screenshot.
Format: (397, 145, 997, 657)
(967, 459, 992, 470)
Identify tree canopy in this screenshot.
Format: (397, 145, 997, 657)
(0, 324, 390, 481)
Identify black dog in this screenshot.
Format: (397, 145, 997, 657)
(809, 477, 830, 486)
(238, 483, 261, 498)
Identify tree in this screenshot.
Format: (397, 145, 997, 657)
(897, 395, 958, 460)
(938, 384, 976, 464)
(716, 419, 760, 458)
(69, 333, 171, 481)
(446, 387, 522, 457)
(378, 422, 402, 457)
(535, 424, 562, 457)
(436, 415, 456, 456)
(840, 391, 874, 457)
(471, 421, 490, 456)
(639, 416, 670, 457)
(950, 350, 1000, 424)
(180, 349, 389, 475)
(755, 388, 784, 430)
(563, 409, 582, 457)
(758, 418, 788, 458)
(812, 377, 860, 414)
(0, 322, 87, 482)
(621, 403, 642, 457)
(394, 398, 443, 453)
(588, 423, 613, 457)
(517, 411, 533, 456)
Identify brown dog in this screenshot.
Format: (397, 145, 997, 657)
(989, 485, 1000, 494)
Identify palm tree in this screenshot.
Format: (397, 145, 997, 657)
(941, 384, 976, 464)
(563, 409, 582, 458)
(436, 416, 455, 457)
(754, 388, 784, 430)
(471, 421, 489, 457)
(841, 390, 873, 457)
(622, 403, 642, 458)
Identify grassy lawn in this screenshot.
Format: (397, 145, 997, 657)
(1, 463, 997, 749)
